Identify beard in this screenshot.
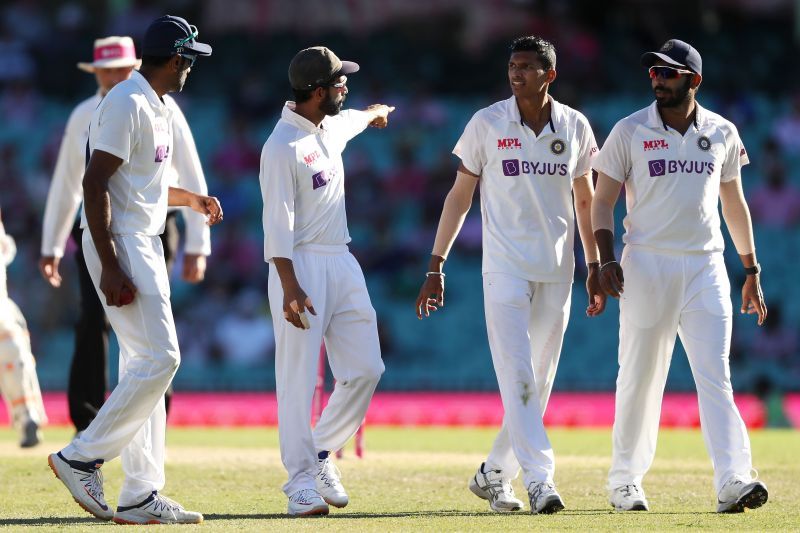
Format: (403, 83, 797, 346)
(654, 76, 692, 108)
(320, 91, 344, 116)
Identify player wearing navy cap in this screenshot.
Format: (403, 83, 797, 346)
(48, 16, 222, 525)
(592, 38, 769, 513)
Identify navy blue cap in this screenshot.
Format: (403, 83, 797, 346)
(142, 15, 211, 57)
(641, 39, 701, 75)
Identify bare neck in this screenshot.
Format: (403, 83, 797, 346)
(138, 67, 170, 99)
(658, 98, 697, 135)
(293, 101, 325, 127)
(516, 90, 551, 135)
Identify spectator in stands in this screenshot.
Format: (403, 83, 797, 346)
(749, 139, 800, 228)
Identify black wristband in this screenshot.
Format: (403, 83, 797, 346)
(744, 263, 760, 276)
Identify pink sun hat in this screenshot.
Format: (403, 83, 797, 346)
(77, 36, 141, 73)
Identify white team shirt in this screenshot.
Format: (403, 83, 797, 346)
(594, 101, 749, 253)
(454, 95, 597, 282)
(43, 87, 210, 255)
(260, 102, 372, 262)
(80, 71, 174, 236)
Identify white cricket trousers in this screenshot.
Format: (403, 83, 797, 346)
(0, 299, 47, 429)
(61, 231, 179, 506)
(609, 246, 753, 493)
(482, 272, 571, 489)
(268, 244, 384, 497)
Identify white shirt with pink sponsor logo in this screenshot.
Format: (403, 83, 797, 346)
(594, 101, 749, 253)
(80, 71, 174, 236)
(453, 95, 597, 282)
(260, 102, 372, 262)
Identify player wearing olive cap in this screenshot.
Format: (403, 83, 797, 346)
(260, 45, 394, 517)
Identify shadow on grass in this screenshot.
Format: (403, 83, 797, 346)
(0, 517, 106, 526)
(203, 509, 718, 520)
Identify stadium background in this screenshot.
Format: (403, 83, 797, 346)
(0, 0, 797, 419)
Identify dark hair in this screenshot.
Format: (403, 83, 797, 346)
(509, 36, 556, 70)
(292, 87, 315, 104)
(140, 54, 174, 68)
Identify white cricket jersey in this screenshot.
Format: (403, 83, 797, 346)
(453, 95, 597, 282)
(260, 101, 372, 262)
(44, 87, 210, 255)
(80, 71, 174, 236)
(594, 101, 749, 253)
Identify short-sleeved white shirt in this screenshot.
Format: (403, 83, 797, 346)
(80, 71, 174, 236)
(594, 101, 749, 253)
(453, 95, 597, 282)
(260, 102, 372, 261)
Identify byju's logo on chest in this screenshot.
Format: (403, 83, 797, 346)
(312, 169, 329, 190)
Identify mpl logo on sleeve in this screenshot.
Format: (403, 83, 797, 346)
(497, 138, 522, 150)
(643, 139, 669, 151)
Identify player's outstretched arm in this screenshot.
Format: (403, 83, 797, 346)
(365, 104, 395, 128)
(719, 178, 767, 325)
(415, 165, 478, 319)
(592, 172, 625, 299)
(272, 257, 316, 330)
(168, 187, 223, 226)
(573, 172, 604, 316)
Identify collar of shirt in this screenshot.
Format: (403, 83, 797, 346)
(645, 100, 709, 132)
(129, 70, 168, 112)
(281, 101, 326, 134)
(504, 94, 567, 134)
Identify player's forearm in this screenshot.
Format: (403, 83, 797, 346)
(168, 186, 197, 207)
(431, 188, 472, 259)
(719, 179, 755, 255)
(83, 185, 119, 270)
(573, 175, 599, 264)
(594, 229, 616, 264)
(272, 257, 301, 290)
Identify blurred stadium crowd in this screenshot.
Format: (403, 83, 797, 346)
(0, 0, 797, 394)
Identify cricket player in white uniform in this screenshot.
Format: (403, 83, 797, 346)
(0, 208, 47, 447)
(47, 16, 222, 525)
(591, 39, 769, 514)
(415, 36, 603, 515)
(40, 36, 211, 434)
(260, 46, 393, 517)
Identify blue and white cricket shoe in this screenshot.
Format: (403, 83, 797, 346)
(114, 491, 203, 524)
(48, 452, 113, 520)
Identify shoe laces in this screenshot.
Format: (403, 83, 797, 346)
(722, 468, 759, 491)
(77, 467, 105, 502)
(529, 481, 555, 503)
(619, 484, 642, 498)
(291, 489, 320, 504)
(318, 459, 343, 489)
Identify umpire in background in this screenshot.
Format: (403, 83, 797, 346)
(40, 35, 212, 433)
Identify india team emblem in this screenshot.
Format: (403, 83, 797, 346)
(660, 40, 674, 52)
(697, 136, 711, 151)
(550, 139, 566, 155)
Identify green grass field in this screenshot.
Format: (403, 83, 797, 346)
(0, 426, 797, 531)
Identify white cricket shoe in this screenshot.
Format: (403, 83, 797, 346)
(609, 484, 649, 511)
(315, 457, 349, 508)
(716, 474, 768, 513)
(527, 481, 565, 514)
(48, 452, 113, 520)
(468, 462, 524, 512)
(288, 488, 330, 517)
(113, 491, 203, 524)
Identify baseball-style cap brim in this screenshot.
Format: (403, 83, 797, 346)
(641, 52, 687, 69)
(181, 40, 212, 56)
(337, 60, 359, 76)
(77, 58, 142, 73)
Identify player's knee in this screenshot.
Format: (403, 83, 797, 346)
(360, 358, 385, 385)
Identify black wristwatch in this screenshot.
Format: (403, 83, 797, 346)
(744, 263, 761, 276)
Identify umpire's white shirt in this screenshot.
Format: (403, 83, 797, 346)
(260, 102, 371, 261)
(594, 101, 749, 253)
(43, 89, 210, 255)
(454, 95, 597, 282)
(80, 70, 173, 235)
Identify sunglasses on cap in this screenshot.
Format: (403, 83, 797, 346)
(322, 75, 347, 89)
(649, 65, 694, 79)
(174, 26, 199, 50)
